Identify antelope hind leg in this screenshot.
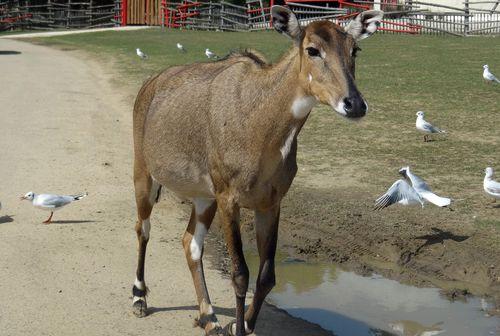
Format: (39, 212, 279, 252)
(182, 198, 223, 335)
(131, 169, 160, 318)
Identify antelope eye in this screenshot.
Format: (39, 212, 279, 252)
(306, 47, 321, 58)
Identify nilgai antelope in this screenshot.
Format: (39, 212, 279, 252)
(131, 6, 383, 335)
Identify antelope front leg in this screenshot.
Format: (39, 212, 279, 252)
(217, 196, 249, 336)
(182, 198, 222, 335)
(244, 205, 280, 334)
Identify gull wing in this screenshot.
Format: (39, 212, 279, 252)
(37, 194, 74, 208)
(419, 191, 451, 207)
(407, 171, 451, 207)
(422, 120, 442, 133)
(406, 171, 431, 192)
(485, 179, 500, 194)
(486, 71, 499, 81)
(374, 179, 423, 210)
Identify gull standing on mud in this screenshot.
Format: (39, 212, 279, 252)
(375, 167, 451, 209)
(416, 111, 446, 142)
(483, 65, 500, 84)
(205, 48, 217, 59)
(176, 43, 186, 52)
(136, 48, 148, 60)
(21, 191, 88, 224)
(483, 167, 500, 202)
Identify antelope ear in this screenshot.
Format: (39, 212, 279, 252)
(345, 10, 384, 41)
(271, 6, 303, 43)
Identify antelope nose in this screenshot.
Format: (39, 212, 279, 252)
(343, 96, 367, 118)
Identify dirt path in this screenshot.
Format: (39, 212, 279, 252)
(0, 26, 151, 39)
(0, 39, 332, 336)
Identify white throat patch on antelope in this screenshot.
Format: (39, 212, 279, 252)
(291, 96, 318, 119)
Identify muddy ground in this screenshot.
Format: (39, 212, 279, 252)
(229, 185, 500, 310)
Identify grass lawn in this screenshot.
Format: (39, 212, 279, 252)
(30, 28, 500, 231)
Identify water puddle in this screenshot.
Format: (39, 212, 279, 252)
(244, 252, 499, 336)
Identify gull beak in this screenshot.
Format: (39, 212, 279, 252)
(20, 196, 26, 200)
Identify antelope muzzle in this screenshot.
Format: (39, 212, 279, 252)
(343, 92, 367, 119)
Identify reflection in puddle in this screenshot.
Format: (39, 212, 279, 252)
(389, 320, 444, 336)
(245, 252, 499, 336)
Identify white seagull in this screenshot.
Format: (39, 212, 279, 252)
(205, 48, 217, 59)
(483, 167, 500, 202)
(21, 191, 88, 224)
(136, 48, 148, 60)
(176, 43, 186, 53)
(483, 65, 500, 84)
(375, 167, 451, 210)
(416, 111, 446, 142)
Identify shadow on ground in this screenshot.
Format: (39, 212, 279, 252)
(0, 215, 14, 224)
(0, 50, 21, 55)
(49, 220, 97, 224)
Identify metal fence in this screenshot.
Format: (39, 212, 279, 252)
(3, 0, 500, 35)
(0, 0, 116, 29)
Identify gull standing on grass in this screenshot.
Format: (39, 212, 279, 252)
(483, 65, 500, 84)
(136, 48, 148, 60)
(416, 111, 446, 142)
(483, 167, 500, 203)
(374, 166, 451, 209)
(205, 48, 217, 59)
(176, 43, 186, 53)
(21, 191, 88, 224)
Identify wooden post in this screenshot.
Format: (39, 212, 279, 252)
(209, 0, 212, 28)
(48, 0, 52, 27)
(464, 0, 469, 35)
(160, 0, 164, 28)
(247, 0, 251, 29)
(220, 1, 223, 29)
(259, 0, 266, 25)
(270, 0, 274, 27)
(66, 0, 70, 28)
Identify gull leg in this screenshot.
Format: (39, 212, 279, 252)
(43, 212, 54, 224)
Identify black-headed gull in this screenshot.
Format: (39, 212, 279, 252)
(177, 43, 186, 52)
(484, 167, 500, 202)
(375, 167, 451, 209)
(483, 65, 500, 84)
(136, 48, 148, 59)
(21, 191, 88, 224)
(205, 48, 217, 59)
(416, 111, 445, 142)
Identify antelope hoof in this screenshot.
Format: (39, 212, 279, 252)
(132, 299, 148, 318)
(194, 314, 223, 335)
(225, 321, 253, 336)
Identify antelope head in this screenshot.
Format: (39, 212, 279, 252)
(272, 6, 383, 119)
